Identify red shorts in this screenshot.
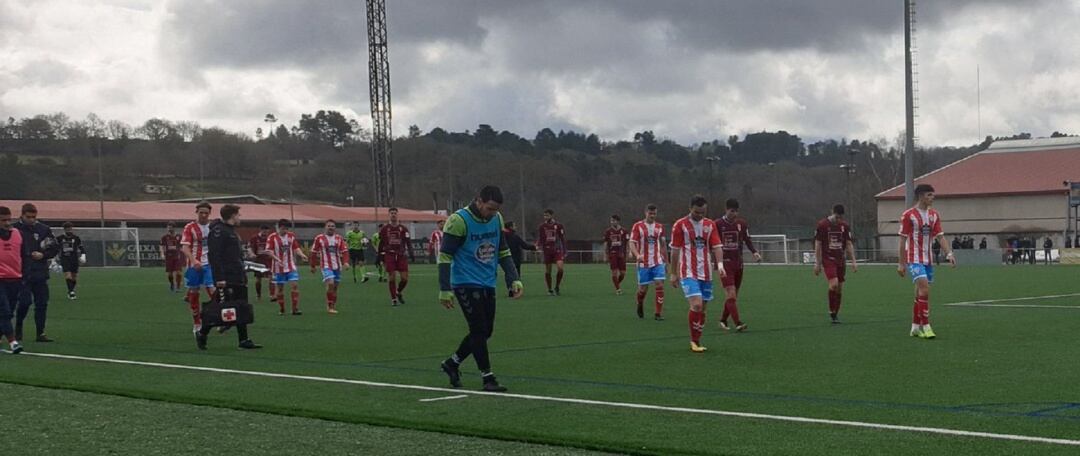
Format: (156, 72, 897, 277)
(720, 264, 744, 289)
(165, 256, 184, 273)
(384, 253, 409, 273)
(608, 253, 626, 271)
(543, 250, 564, 265)
(823, 262, 846, 283)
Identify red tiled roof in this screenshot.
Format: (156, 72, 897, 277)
(0, 200, 445, 224)
(876, 142, 1080, 200)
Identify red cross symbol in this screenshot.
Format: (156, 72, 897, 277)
(222, 308, 237, 322)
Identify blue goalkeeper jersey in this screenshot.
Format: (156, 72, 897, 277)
(447, 207, 505, 288)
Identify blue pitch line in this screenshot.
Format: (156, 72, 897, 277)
(26, 339, 1080, 423)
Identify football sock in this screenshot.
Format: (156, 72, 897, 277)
(269, 283, 277, 299)
(636, 288, 647, 306)
(327, 290, 336, 308)
(66, 279, 75, 293)
(654, 283, 665, 315)
(290, 289, 300, 312)
(186, 290, 201, 327)
(612, 275, 619, 289)
(277, 292, 286, 313)
(168, 275, 174, 290)
(723, 298, 741, 325)
(556, 270, 564, 288)
(912, 299, 921, 325)
(828, 290, 839, 314)
(397, 278, 408, 293)
(388, 278, 398, 299)
(917, 297, 930, 325)
(688, 310, 705, 343)
(544, 273, 552, 290)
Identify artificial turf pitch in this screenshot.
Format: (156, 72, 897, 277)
(1, 264, 1078, 455)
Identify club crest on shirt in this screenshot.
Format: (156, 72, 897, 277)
(475, 241, 496, 264)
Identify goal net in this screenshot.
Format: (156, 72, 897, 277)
(50, 227, 142, 268)
(749, 234, 798, 264)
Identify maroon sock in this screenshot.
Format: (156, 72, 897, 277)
(388, 278, 398, 300)
(688, 310, 704, 343)
(278, 291, 286, 313)
(828, 290, 838, 314)
(291, 289, 300, 312)
(724, 298, 741, 325)
(636, 288, 647, 305)
(612, 275, 619, 289)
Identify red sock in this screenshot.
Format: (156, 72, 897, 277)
(917, 297, 930, 325)
(278, 291, 285, 313)
(617, 271, 625, 288)
(186, 290, 201, 326)
(636, 288, 647, 305)
(269, 283, 277, 299)
(654, 284, 665, 315)
(545, 273, 552, 290)
(397, 278, 408, 293)
(724, 298, 741, 325)
(327, 290, 336, 308)
(556, 270, 564, 288)
(828, 290, 839, 314)
(688, 310, 705, 343)
(612, 275, 619, 289)
(291, 289, 300, 312)
(388, 278, 398, 299)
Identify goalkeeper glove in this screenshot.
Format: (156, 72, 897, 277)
(439, 290, 456, 303)
(510, 280, 524, 297)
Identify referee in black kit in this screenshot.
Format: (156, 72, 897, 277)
(197, 204, 261, 350)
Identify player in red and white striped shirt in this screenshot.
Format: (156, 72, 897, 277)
(267, 218, 308, 315)
(428, 220, 445, 261)
(180, 202, 214, 333)
(668, 195, 726, 353)
(629, 204, 667, 320)
(310, 220, 349, 314)
(897, 184, 956, 339)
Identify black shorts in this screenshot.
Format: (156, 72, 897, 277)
(349, 249, 365, 265)
(60, 257, 80, 273)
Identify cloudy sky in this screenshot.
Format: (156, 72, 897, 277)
(2, 0, 1078, 146)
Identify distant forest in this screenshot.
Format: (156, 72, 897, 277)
(2, 111, 1060, 243)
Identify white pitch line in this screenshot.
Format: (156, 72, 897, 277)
(419, 394, 468, 403)
(946, 303, 1080, 309)
(11, 351, 1080, 447)
(944, 293, 1080, 307)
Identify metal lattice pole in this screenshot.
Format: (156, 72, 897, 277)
(366, 0, 394, 207)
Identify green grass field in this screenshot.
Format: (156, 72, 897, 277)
(2, 264, 1079, 455)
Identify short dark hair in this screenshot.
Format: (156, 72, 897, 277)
(196, 201, 212, 212)
(63, 222, 74, 229)
(690, 194, 707, 207)
(388, 207, 399, 213)
(610, 214, 620, 221)
(326, 219, 336, 225)
(646, 204, 657, 212)
(504, 221, 515, 229)
(277, 218, 290, 227)
(543, 208, 554, 215)
(167, 222, 175, 228)
(260, 224, 271, 230)
(915, 184, 935, 197)
(478, 185, 504, 204)
(0, 206, 9, 217)
(21, 203, 37, 215)
(833, 204, 845, 215)
(725, 198, 739, 210)
(220, 204, 240, 220)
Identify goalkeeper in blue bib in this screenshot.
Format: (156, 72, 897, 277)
(438, 185, 523, 392)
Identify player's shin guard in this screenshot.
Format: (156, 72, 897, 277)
(654, 284, 665, 315)
(688, 310, 705, 343)
(186, 290, 202, 327)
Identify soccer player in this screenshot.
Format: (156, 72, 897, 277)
(378, 208, 414, 306)
(603, 215, 630, 295)
(247, 225, 274, 301)
(714, 199, 762, 332)
(14, 203, 59, 343)
(629, 204, 667, 320)
(181, 202, 215, 334)
(0, 206, 27, 354)
(814, 204, 858, 324)
(537, 209, 566, 295)
(898, 184, 956, 339)
(669, 195, 726, 353)
(310, 220, 349, 314)
(438, 185, 523, 392)
(429, 220, 445, 262)
(56, 222, 86, 300)
(345, 222, 369, 283)
(160, 223, 183, 293)
(372, 225, 386, 282)
(267, 219, 308, 315)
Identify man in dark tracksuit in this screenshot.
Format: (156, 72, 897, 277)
(12, 203, 58, 343)
(438, 186, 523, 392)
(198, 204, 261, 350)
(502, 221, 536, 298)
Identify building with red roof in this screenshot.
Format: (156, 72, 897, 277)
(875, 137, 1080, 259)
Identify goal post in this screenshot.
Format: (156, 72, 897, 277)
(51, 227, 141, 268)
(749, 234, 797, 264)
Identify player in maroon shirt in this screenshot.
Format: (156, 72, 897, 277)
(537, 209, 566, 295)
(814, 204, 858, 324)
(603, 215, 630, 294)
(247, 225, 274, 301)
(714, 199, 761, 332)
(379, 208, 415, 306)
(159, 223, 183, 293)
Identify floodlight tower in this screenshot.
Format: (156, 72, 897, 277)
(904, 0, 919, 207)
(366, 0, 395, 207)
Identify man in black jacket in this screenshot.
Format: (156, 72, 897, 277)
(502, 221, 536, 297)
(197, 204, 261, 350)
(12, 203, 58, 343)
(56, 222, 85, 300)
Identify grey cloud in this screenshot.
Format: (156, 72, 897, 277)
(14, 59, 82, 87)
